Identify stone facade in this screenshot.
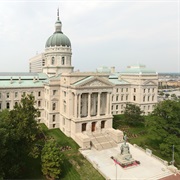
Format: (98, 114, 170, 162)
(0, 11, 158, 149)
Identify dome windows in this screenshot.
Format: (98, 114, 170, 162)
(51, 57, 55, 65)
(62, 57, 65, 65)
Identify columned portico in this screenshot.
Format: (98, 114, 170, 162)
(88, 93, 91, 117)
(73, 92, 111, 119)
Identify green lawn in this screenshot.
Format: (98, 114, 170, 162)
(113, 117, 180, 168)
(27, 123, 104, 180)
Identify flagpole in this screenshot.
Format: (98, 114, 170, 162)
(172, 145, 174, 166)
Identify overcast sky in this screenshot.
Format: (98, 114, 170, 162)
(0, 0, 179, 73)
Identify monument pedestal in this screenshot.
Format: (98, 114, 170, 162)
(112, 134, 139, 167)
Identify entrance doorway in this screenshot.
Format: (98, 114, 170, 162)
(91, 122, 96, 132)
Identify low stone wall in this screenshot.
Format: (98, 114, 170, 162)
(75, 133, 91, 149)
(133, 144, 168, 166)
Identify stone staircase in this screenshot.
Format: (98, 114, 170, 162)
(90, 132, 117, 150)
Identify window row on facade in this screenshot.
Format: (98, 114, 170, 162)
(0, 91, 42, 99)
(42, 56, 70, 66)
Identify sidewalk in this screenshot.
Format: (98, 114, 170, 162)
(80, 143, 173, 180)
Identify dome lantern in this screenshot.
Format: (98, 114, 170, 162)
(55, 8, 62, 33)
(45, 9, 71, 48)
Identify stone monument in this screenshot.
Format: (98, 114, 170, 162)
(114, 134, 135, 166)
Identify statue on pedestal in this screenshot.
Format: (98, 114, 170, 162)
(114, 134, 135, 166)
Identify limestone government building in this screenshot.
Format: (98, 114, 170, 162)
(0, 10, 158, 149)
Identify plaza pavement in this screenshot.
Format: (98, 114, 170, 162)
(80, 143, 175, 180)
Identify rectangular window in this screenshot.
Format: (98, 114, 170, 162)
(152, 96, 154, 101)
(63, 118, 65, 125)
(116, 95, 118, 101)
(64, 104, 66, 113)
(15, 92, 18, 98)
(53, 115, 55, 122)
(116, 88, 118, 93)
(6, 102, 10, 109)
(126, 95, 128, 101)
(134, 88, 136, 93)
(53, 90, 56, 95)
(7, 93, 10, 98)
(52, 103, 56, 110)
(38, 101, 41, 107)
(126, 88, 128, 92)
(82, 123, 87, 132)
(64, 91, 66, 97)
(38, 91, 41, 96)
(101, 121, 105, 129)
(133, 95, 136, 101)
(116, 105, 118, 110)
(121, 88, 123, 92)
(121, 95, 123, 101)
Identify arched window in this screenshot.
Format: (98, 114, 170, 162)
(62, 57, 65, 65)
(51, 57, 55, 65)
(52, 103, 56, 110)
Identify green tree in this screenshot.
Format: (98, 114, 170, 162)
(41, 140, 63, 180)
(147, 100, 180, 165)
(171, 93, 177, 100)
(165, 93, 170, 98)
(0, 94, 40, 178)
(124, 103, 144, 126)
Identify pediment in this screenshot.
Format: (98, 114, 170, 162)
(73, 76, 113, 88)
(143, 80, 157, 86)
(51, 98, 59, 101)
(82, 80, 108, 87)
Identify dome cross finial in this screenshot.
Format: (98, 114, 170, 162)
(57, 8, 60, 20)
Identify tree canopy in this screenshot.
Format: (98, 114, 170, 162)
(147, 100, 180, 164)
(0, 94, 40, 178)
(41, 140, 63, 180)
(124, 103, 144, 126)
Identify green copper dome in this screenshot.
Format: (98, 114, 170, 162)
(45, 9, 71, 48)
(45, 32, 71, 48)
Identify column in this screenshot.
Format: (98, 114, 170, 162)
(78, 94, 81, 118)
(88, 93, 91, 117)
(109, 93, 112, 115)
(74, 93, 77, 118)
(97, 92, 101, 116)
(106, 92, 109, 115)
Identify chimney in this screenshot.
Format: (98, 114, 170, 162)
(111, 66, 115, 73)
(19, 77, 21, 83)
(10, 77, 13, 84)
